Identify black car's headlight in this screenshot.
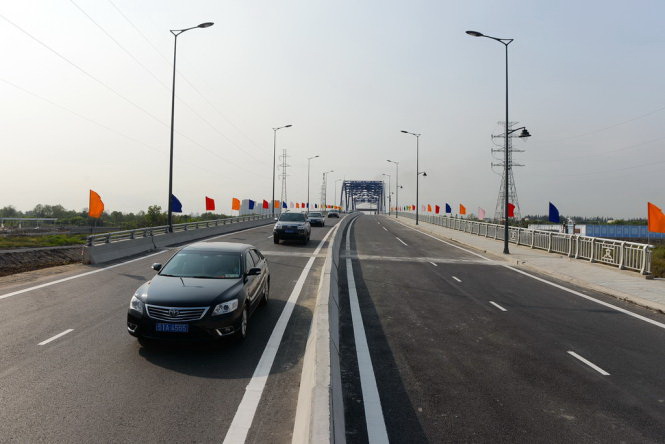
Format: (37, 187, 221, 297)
(213, 299, 239, 316)
(129, 294, 144, 314)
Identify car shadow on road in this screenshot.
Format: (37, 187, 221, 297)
(135, 302, 312, 380)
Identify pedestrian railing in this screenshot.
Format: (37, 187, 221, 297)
(396, 212, 653, 275)
(86, 214, 272, 247)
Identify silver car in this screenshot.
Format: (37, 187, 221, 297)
(307, 212, 325, 227)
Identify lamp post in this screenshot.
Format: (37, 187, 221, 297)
(167, 21, 214, 232)
(467, 30, 527, 254)
(307, 155, 319, 213)
(382, 173, 391, 216)
(272, 124, 292, 217)
(322, 170, 333, 209)
(387, 159, 399, 218)
(334, 178, 342, 209)
(401, 130, 422, 224)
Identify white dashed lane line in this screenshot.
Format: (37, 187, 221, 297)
(489, 301, 507, 312)
(382, 227, 388, 232)
(429, 261, 438, 267)
(452, 276, 462, 283)
(567, 351, 610, 376)
(38, 329, 74, 346)
(395, 237, 408, 246)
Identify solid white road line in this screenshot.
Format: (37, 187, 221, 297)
(0, 251, 165, 301)
(346, 219, 389, 444)
(567, 351, 610, 376)
(38, 329, 74, 346)
(429, 261, 438, 267)
(489, 301, 507, 312)
(387, 217, 665, 331)
(223, 225, 338, 444)
(395, 237, 408, 246)
(0, 224, 270, 302)
(452, 276, 462, 283)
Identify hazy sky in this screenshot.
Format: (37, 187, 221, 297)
(1, 0, 664, 218)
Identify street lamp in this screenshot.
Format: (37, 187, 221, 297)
(401, 130, 422, 225)
(467, 29, 527, 254)
(307, 155, 319, 213)
(167, 21, 214, 232)
(322, 170, 333, 209)
(382, 173, 391, 216)
(334, 178, 342, 209)
(272, 124, 292, 217)
(387, 159, 399, 218)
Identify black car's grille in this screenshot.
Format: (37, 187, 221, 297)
(146, 304, 208, 322)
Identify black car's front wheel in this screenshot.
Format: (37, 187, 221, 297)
(237, 307, 248, 340)
(260, 279, 270, 306)
(273, 235, 279, 244)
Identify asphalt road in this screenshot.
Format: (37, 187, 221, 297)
(339, 214, 665, 443)
(0, 218, 339, 443)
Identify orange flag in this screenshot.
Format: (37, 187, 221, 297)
(648, 202, 665, 233)
(274, 200, 280, 209)
(88, 189, 104, 218)
(459, 204, 466, 215)
(231, 198, 240, 211)
(427, 204, 432, 212)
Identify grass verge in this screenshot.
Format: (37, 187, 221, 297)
(0, 234, 87, 249)
(652, 246, 665, 278)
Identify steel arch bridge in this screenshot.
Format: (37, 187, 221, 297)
(340, 180, 384, 213)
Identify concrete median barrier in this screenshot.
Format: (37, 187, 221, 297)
(84, 219, 273, 264)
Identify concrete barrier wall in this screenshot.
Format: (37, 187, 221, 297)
(83, 218, 273, 264)
(329, 213, 360, 443)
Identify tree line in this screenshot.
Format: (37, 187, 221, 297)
(0, 204, 232, 230)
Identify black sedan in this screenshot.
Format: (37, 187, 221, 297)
(127, 242, 269, 342)
(273, 211, 311, 244)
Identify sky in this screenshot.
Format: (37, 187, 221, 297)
(1, 0, 664, 218)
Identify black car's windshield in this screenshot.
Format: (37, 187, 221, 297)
(160, 251, 241, 278)
(309, 212, 322, 217)
(279, 213, 306, 222)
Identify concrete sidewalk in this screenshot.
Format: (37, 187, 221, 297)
(384, 215, 665, 314)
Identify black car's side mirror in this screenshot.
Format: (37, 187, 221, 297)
(151, 263, 162, 271)
(247, 267, 261, 276)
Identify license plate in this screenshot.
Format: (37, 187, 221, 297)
(156, 323, 189, 333)
(286, 228, 295, 232)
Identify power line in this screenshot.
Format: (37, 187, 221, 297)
(0, 11, 268, 179)
(72, 0, 266, 165)
(538, 104, 665, 144)
(107, 0, 268, 157)
(0, 12, 167, 129)
(0, 77, 238, 183)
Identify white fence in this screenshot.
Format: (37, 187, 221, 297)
(397, 212, 653, 275)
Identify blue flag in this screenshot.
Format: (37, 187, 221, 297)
(282, 201, 287, 209)
(549, 202, 560, 223)
(171, 194, 182, 213)
(248, 200, 255, 210)
(445, 203, 451, 214)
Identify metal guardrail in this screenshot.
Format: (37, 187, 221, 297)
(396, 212, 653, 275)
(86, 214, 272, 247)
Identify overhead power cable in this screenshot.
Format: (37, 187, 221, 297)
(0, 11, 268, 178)
(0, 77, 238, 183)
(0, 12, 167, 129)
(71, 0, 265, 165)
(539, 104, 665, 143)
(107, 0, 268, 156)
